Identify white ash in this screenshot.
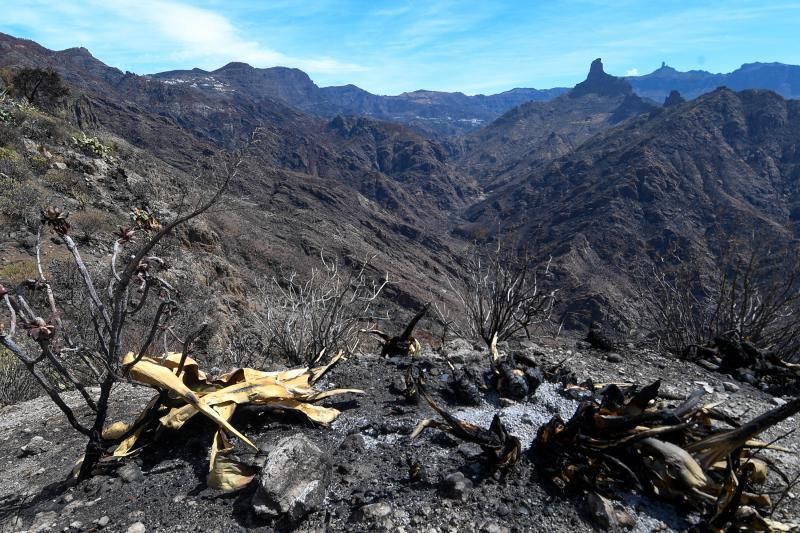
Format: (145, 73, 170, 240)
(451, 383, 580, 449)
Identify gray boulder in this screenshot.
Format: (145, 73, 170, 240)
(252, 434, 331, 522)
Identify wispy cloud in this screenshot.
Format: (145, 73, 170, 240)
(1, 0, 799, 94)
(0, 0, 365, 74)
(625, 68, 639, 76)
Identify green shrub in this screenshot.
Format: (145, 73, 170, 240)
(0, 107, 14, 126)
(10, 68, 69, 111)
(72, 132, 113, 159)
(43, 169, 78, 194)
(0, 146, 18, 161)
(28, 154, 50, 175)
(0, 259, 38, 284)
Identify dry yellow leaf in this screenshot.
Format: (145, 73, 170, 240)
(207, 454, 257, 492)
(122, 352, 256, 450)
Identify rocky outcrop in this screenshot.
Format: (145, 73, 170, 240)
(457, 59, 657, 185)
(570, 58, 633, 98)
(663, 90, 686, 107)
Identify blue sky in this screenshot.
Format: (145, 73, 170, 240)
(2, 1, 799, 95)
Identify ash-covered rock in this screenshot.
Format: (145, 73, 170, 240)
(252, 434, 331, 522)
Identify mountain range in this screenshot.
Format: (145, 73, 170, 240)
(1, 31, 799, 332)
(627, 61, 800, 102)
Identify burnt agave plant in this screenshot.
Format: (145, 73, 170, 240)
(24, 317, 56, 341)
(115, 226, 137, 244)
(41, 206, 70, 235)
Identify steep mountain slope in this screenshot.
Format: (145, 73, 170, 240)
(151, 62, 567, 137)
(0, 32, 477, 322)
(462, 87, 800, 322)
(628, 61, 800, 102)
(456, 59, 658, 189)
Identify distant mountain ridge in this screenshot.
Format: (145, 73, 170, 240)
(627, 61, 800, 102)
(151, 63, 567, 137)
(455, 59, 658, 188)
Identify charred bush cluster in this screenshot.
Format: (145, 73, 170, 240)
(634, 243, 800, 394)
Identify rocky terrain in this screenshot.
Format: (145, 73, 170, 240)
(2, 337, 798, 533)
(2, 29, 800, 533)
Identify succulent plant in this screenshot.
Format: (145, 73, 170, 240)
(41, 206, 70, 235)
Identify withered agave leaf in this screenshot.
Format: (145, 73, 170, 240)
(121, 351, 361, 490)
(207, 454, 257, 492)
(209, 402, 236, 473)
(687, 397, 800, 471)
(734, 506, 799, 532)
(158, 366, 362, 430)
(634, 437, 708, 495)
(102, 421, 130, 440)
(261, 398, 343, 424)
(122, 352, 256, 450)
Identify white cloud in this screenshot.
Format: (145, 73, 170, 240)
(625, 67, 639, 76)
(1, 0, 365, 75)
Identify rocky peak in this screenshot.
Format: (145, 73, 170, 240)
(570, 58, 633, 98)
(663, 90, 685, 107)
(214, 61, 253, 72)
(588, 58, 605, 78)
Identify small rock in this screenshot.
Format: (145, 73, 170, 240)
(355, 502, 392, 522)
(127, 522, 146, 533)
(29, 511, 59, 533)
(723, 382, 740, 393)
(97, 516, 110, 527)
(127, 511, 145, 521)
(339, 433, 365, 451)
(440, 472, 473, 501)
(498, 397, 516, 407)
(772, 397, 787, 406)
(70, 521, 83, 529)
(606, 353, 623, 363)
(694, 381, 714, 394)
(586, 492, 635, 530)
(457, 442, 482, 457)
(21, 235, 38, 250)
(118, 463, 144, 483)
(252, 434, 331, 522)
(390, 375, 408, 395)
(524, 367, 544, 394)
(482, 524, 510, 533)
(20, 435, 51, 456)
(444, 338, 473, 353)
(53, 161, 67, 170)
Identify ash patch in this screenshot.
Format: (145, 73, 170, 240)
(451, 383, 580, 448)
